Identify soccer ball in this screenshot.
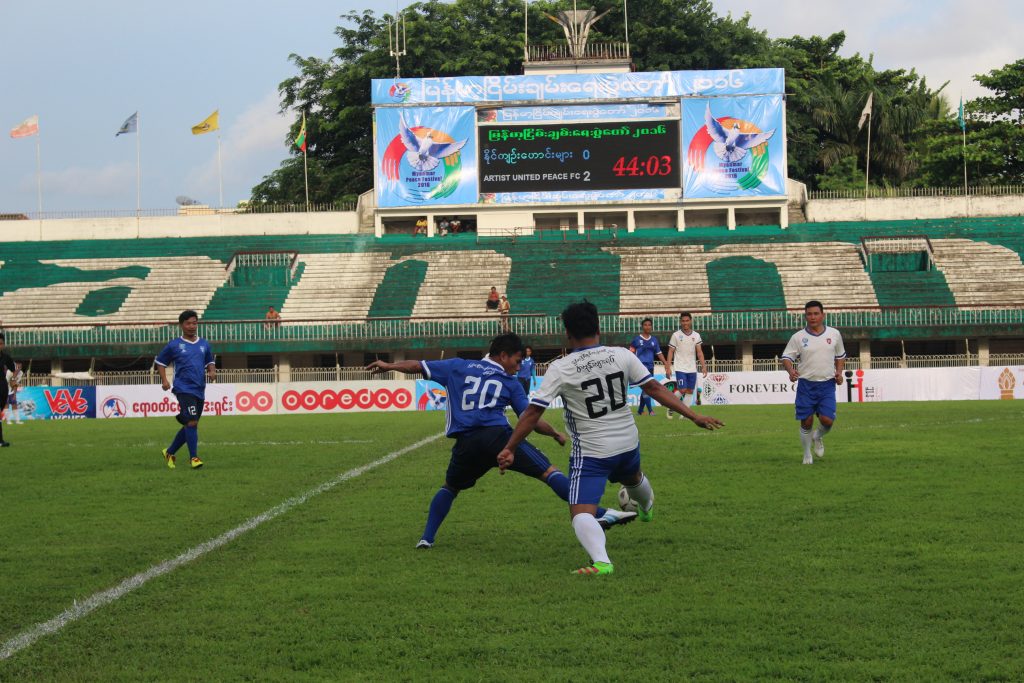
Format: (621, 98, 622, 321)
(617, 486, 638, 512)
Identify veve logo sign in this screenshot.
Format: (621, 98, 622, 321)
(44, 389, 91, 415)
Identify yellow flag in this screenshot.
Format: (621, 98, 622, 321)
(191, 110, 219, 135)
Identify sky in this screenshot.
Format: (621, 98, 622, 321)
(2, 0, 1020, 215)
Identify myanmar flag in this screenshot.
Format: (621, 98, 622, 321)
(295, 113, 307, 152)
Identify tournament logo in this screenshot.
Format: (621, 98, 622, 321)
(102, 396, 127, 418)
(388, 82, 411, 102)
(687, 102, 775, 194)
(381, 114, 467, 203)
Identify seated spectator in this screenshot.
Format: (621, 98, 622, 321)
(414, 217, 427, 236)
(265, 305, 281, 330)
(438, 217, 450, 236)
(450, 218, 461, 234)
(486, 286, 500, 311)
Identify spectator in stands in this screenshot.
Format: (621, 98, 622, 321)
(517, 345, 536, 396)
(450, 217, 462, 234)
(265, 305, 281, 330)
(439, 217, 450, 236)
(0, 333, 16, 446)
(414, 217, 427, 236)
(499, 295, 511, 332)
(486, 287, 500, 311)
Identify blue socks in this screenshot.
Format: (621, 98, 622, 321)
(421, 487, 457, 543)
(184, 426, 199, 458)
(546, 471, 607, 517)
(167, 427, 187, 455)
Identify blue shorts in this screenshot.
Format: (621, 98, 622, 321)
(675, 371, 698, 391)
(447, 425, 552, 491)
(794, 378, 837, 421)
(175, 392, 205, 425)
(568, 446, 642, 506)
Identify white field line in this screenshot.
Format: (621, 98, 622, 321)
(0, 432, 444, 662)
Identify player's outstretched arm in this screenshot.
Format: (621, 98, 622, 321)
(366, 360, 425, 376)
(498, 404, 546, 472)
(531, 417, 567, 446)
(643, 380, 722, 430)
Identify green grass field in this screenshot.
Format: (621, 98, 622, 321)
(1, 402, 1022, 681)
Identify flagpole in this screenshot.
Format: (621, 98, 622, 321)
(864, 113, 871, 220)
(35, 130, 43, 218)
(961, 94, 969, 216)
(217, 131, 224, 209)
(136, 112, 142, 217)
(303, 146, 310, 211)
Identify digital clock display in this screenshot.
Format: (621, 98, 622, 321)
(478, 120, 681, 193)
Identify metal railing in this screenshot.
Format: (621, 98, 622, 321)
(527, 42, 630, 62)
(808, 184, 1024, 200)
(5, 305, 1024, 350)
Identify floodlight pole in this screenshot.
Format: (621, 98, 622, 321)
(389, 15, 407, 79)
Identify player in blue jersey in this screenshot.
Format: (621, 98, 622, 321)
(155, 310, 216, 470)
(366, 333, 637, 549)
(516, 345, 536, 396)
(629, 318, 669, 416)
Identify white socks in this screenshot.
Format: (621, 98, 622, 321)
(572, 513, 610, 565)
(800, 427, 813, 462)
(625, 474, 654, 513)
(813, 423, 832, 440)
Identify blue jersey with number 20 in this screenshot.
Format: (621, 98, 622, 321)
(421, 358, 529, 437)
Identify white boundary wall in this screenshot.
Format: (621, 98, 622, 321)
(805, 195, 1024, 223)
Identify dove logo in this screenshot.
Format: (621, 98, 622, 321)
(388, 82, 411, 102)
(687, 101, 777, 195)
(380, 114, 466, 203)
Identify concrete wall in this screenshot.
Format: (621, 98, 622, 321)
(805, 195, 1024, 223)
(3, 211, 360, 242)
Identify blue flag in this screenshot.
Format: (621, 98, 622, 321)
(116, 112, 138, 136)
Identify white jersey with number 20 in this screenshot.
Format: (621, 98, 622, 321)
(531, 346, 655, 459)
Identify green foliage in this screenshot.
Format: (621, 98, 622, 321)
(814, 155, 864, 191)
(3, 405, 1024, 679)
(911, 60, 1024, 186)
(250, 1, 1023, 201)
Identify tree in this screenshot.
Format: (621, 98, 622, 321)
(911, 60, 1024, 186)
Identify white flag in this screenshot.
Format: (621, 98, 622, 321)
(858, 92, 873, 131)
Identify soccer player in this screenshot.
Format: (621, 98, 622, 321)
(629, 318, 669, 416)
(497, 302, 723, 576)
(781, 300, 846, 465)
(664, 312, 708, 417)
(0, 333, 16, 446)
(517, 345, 536, 396)
(6, 361, 24, 425)
(366, 332, 637, 549)
(155, 310, 216, 469)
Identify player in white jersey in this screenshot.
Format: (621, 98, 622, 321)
(664, 312, 707, 416)
(497, 301, 723, 576)
(781, 300, 846, 465)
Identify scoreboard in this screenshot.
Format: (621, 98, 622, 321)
(478, 121, 680, 193)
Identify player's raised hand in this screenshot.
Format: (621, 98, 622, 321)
(497, 448, 515, 473)
(365, 360, 390, 374)
(693, 414, 723, 430)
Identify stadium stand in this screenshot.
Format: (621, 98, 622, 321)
(1, 217, 1023, 358)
